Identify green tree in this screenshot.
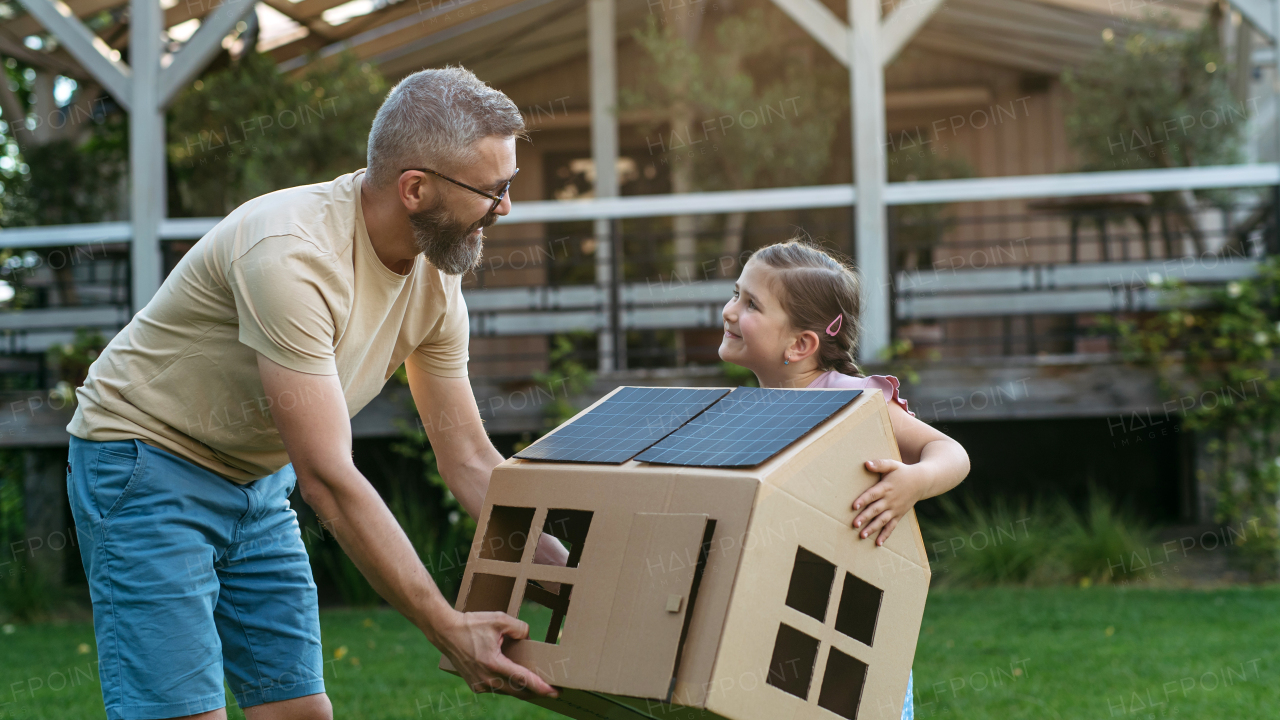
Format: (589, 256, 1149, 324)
(0, 56, 127, 307)
(621, 0, 849, 279)
(1108, 263, 1280, 579)
(886, 148, 974, 272)
(1062, 11, 1249, 254)
(167, 52, 387, 216)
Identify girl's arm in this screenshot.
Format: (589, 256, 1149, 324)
(851, 402, 970, 545)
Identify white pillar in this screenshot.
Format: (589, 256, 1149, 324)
(589, 0, 619, 372)
(129, 0, 165, 313)
(850, 0, 890, 364)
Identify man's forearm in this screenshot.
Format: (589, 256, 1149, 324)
(442, 445, 571, 567)
(303, 464, 456, 643)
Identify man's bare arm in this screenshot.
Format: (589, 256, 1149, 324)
(256, 353, 557, 697)
(404, 364, 568, 567)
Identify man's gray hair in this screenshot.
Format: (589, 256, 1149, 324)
(366, 65, 526, 189)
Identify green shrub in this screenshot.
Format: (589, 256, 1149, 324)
(1056, 494, 1157, 584)
(925, 496, 1053, 586)
(924, 490, 1154, 588)
(0, 460, 56, 621)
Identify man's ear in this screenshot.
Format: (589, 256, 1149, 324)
(789, 330, 822, 363)
(398, 171, 436, 213)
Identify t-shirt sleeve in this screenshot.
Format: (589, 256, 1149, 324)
(229, 235, 342, 376)
(865, 374, 915, 417)
(408, 276, 470, 378)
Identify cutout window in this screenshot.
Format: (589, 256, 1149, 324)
(534, 509, 593, 568)
(479, 506, 535, 563)
(817, 647, 869, 719)
(784, 547, 836, 623)
(461, 573, 516, 613)
(766, 623, 820, 700)
(834, 572, 883, 647)
(517, 579, 574, 644)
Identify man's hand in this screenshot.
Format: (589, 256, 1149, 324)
(404, 366, 572, 573)
(256, 354, 557, 699)
(434, 611, 558, 698)
(852, 459, 928, 546)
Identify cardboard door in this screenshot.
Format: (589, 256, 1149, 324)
(595, 511, 712, 700)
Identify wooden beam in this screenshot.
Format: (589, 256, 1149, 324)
(3, 0, 119, 41)
(276, 0, 531, 70)
(589, 0, 617, 372)
(256, 0, 339, 41)
(129, 0, 163, 309)
(158, 0, 254, 107)
(268, 0, 455, 64)
(850, 0, 890, 362)
(287, 0, 362, 21)
(524, 89, 995, 131)
(0, 28, 85, 75)
(885, 84, 992, 111)
(163, 0, 229, 30)
(14, 0, 132, 110)
(911, 34, 1065, 75)
(767, 0, 850, 66)
(878, 0, 943, 66)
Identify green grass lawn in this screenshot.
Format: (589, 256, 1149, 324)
(2, 586, 1277, 719)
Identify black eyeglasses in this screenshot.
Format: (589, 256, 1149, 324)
(401, 166, 520, 214)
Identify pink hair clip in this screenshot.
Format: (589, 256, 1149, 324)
(825, 314, 843, 336)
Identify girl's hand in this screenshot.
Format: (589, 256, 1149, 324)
(851, 458, 928, 546)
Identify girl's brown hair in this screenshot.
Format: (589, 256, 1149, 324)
(751, 237, 864, 377)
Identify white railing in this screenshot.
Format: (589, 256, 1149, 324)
(0, 163, 1276, 349)
(2, 164, 1277, 247)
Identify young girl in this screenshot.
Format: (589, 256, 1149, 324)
(719, 240, 970, 720)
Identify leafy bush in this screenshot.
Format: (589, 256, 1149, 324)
(1107, 258, 1280, 579)
(167, 51, 387, 217)
(924, 490, 1154, 587)
(0, 452, 55, 621)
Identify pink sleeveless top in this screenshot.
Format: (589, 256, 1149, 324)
(806, 370, 914, 417)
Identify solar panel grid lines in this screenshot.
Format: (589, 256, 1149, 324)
(634, 387, 863, 468)
(513, 386, 732, 464)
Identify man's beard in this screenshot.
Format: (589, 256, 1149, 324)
(408, 199, 497, 275)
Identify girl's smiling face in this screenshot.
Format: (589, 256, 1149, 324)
(719, 259, 793, 372)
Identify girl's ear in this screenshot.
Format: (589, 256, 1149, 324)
(788, 329, 822, 363)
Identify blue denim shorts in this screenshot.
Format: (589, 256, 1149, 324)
(66, 436, 325, 720)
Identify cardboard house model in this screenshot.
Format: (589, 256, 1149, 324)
(442, 386, 931, 720)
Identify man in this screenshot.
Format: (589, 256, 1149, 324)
(65, 65, 563, 720)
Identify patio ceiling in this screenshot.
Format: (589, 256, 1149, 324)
(0, 0, 1222, 89)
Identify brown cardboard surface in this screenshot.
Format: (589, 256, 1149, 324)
(665, 467, 758, 707)
(706, 485, 928, 720)
(596, 512, 709, 698)
(760, 389, 930, 567)
(451, 462, 758, 699)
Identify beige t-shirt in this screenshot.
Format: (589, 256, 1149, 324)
(67, 169, 469, 483)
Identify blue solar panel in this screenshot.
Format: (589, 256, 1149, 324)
(514, 387, 732, 464)
(634, 387, 862, 467)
